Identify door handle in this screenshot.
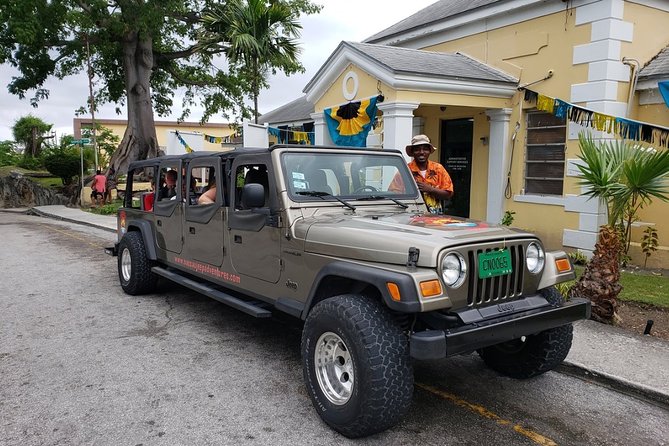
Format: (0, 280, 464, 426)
(189, 227, 195, 234)
(234, 235, 242, 243)
(157, 220, 162, 227)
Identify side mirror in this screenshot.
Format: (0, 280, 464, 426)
(241, 183, 265, 209)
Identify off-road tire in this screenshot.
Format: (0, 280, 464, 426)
(301, 294, 413, 438)
(118, 231, 158, 295)
(477, 286, 573, 379)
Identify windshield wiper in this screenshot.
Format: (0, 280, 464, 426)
(296, 190, 356, 211)
(357, 195, 409, 209)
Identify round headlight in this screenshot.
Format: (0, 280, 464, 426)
(526, 242, 545, 274)
(441, 253, 467, 288)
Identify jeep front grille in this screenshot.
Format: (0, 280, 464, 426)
(466, 245, 524, 307)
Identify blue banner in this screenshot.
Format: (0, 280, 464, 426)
(659, 81, 669, 109)
(324, 96, 379, 147)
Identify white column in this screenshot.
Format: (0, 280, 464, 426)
(378, 102, 419, 160)
(310, 112, 333, 146)
(485, 108, 513, 224)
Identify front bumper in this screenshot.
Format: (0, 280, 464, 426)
(410, 297, 591, 360)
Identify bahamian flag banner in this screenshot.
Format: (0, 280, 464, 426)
(324, 96, 378, 147)
(659, 81, 669, 109)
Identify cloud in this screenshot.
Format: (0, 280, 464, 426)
(0, 0, 436, 141)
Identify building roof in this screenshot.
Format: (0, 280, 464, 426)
(257, 95, 314, 125)
(342, 41, 517, 83)
(364, 0, 502, 44)
(638, 46, 669, 81)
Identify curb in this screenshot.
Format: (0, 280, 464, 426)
(27, 208, 116, 233)
(557, 362, 669, 410)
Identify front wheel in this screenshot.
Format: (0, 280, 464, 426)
(301, 295, 413, 438)
(117, 231, 158, 295)
(477, 286, 573, 379)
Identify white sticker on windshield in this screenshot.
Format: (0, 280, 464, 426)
(293, 180, 307, 190)
(292, 172, 305, 180)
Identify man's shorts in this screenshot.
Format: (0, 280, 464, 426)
(92, 190, 104, 199)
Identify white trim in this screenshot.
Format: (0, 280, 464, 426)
(485, 108, 513, 224)
(588, 60, 630, 82)
(639, 88, 666, 105)
(563, 229, 599, 250)
(513, 194, 565, 206)
(584, 100, 628, 116)
(637, 79, 668, 90)
(573, 40, 621, 65)
(571, 80, 619, 102)
(368, 0, 601, 49)
(591, 18, 633, 42)
(627, 0, 669, 13)
(342, 71, 359, 100)
(575, 0, 624, 25)
(303, 46, 517, 104)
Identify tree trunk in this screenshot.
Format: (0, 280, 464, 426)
(570, 225, 622, 324)
(108, 32, 159, 175)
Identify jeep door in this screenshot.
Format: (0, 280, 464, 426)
(154, 160, 184, 254)
(183, 157, 225, 267)
(228, 156, 282, 283)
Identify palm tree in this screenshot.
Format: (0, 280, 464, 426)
(571, 133, 669, 323)
(201, 0, 308, 123)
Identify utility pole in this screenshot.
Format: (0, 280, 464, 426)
(85, 35, 98, 170)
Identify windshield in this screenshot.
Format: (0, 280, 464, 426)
(281, 152, 418, 200)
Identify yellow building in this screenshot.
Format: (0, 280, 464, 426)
(262, 0, 669, 268)
(73, 118, 237, 154)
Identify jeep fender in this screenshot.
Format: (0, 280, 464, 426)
(537, 250, 576, 290)
(125, 219, 158, 261)
(301, 261, 421, 319)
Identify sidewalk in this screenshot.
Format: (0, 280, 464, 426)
(7, 204, 669, 408)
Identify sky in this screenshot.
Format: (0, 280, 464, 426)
(0, 0, 438, 143)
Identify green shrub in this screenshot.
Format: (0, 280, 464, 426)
(17, 156, 43, 170)
(43, 149, 83, 185)
(89, 203, 120, 215)
(568, 251, 588, 266)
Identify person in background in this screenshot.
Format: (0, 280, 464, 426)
(104, 167, 118, 204)
(90, 169, 107, 207)
(389, 134, 453, 214)
(143, 180, 156, 212)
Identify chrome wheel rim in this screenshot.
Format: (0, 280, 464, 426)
(121, 247, 132, 282)
(314, 332, 354, 405)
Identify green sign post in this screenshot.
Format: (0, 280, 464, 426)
(71, 138, 91, 145)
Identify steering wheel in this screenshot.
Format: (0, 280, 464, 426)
(353, 185, 378, 193)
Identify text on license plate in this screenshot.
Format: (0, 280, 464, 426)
(478, 249, 513, 279)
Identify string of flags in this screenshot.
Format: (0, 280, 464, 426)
(523, 89, 669, 149)
(174, 130, 194, 153)
(267, 127, 314, 145)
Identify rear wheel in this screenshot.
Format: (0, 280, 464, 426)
(477, 286, 573, 379)
(117, 231, 157, 295)
(301, 295, 413, 438)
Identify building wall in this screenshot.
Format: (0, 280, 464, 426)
(73, 118, 234, 153)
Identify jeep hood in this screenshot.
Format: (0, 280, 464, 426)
(299, 212, 535, 267)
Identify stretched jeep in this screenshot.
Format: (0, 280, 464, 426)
(107, 145, 590, 438)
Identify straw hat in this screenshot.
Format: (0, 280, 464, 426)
(405, 134, 436, 156)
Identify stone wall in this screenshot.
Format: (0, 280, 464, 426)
(0, 173, 70, 208)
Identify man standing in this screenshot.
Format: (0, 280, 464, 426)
(390, 134, 453, 214)
(90, 169, 107, 207)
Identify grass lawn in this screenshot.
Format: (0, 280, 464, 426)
(31, 176, 63, 188)
(572, 266, 668, 308)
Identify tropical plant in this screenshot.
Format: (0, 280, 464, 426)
(568, 251, 588, 266)
(641, 226, 659, 268)
(0, 141, 20, 167)
(200, 0, 317, 123)
(12, 115, 53, 159)
(42, 143, 88, 185)
(571, 133, 669, 323)
(81, 124, 121, 169)
(0, 0, 320, 173)
(500, 210, 516, 226)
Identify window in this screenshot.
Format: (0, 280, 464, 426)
(524, 111, 566, 195)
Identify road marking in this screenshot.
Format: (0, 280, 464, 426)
(40, 223, 105, 249)
(416, 383, 558, 446)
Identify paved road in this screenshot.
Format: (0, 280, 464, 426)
(1, 212, 668, 446)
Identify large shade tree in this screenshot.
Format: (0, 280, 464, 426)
(12, 115, 53, 159)
(0, 0, 320, 173)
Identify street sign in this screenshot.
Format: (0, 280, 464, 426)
(71, 138, 91, 145)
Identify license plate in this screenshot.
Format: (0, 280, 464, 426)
(478, 249, 513, 279)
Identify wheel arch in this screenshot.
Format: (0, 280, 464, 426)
(124, 219, 158, 260)
(301, 261, 420, 319)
